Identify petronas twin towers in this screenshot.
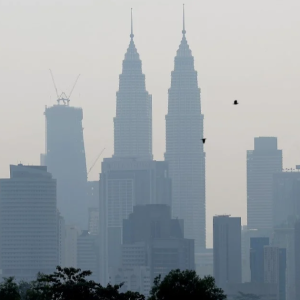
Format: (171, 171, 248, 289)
(113, 8, 206, 251)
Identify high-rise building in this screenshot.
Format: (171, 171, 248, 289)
(264, 246, 286, 300)
(58, 211, 66, 267)
(113, 10, 152, 161)
(44, 103, 88, 229)
(247, 137, 282, 230)
(0, 165, 58, 281)
(273, 169, 300, 228)
(77, 230, 99, 282)
(272, 225, 295, 300)
(65, 225, 80, 268)
(120, 204, 194, 282)
(99, 158, 172, 283)
(295, 221, 300, 300)
(241, 227, 272, 283)
(165, 7, 206, 251)
(213, 215, 242, 289)
(250, 237, 270, 283)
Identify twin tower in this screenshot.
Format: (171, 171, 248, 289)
(114, 8, 206, 252)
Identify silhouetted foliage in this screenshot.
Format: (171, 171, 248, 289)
(149, 269, 226, 300)
(0, 277, 21, 300)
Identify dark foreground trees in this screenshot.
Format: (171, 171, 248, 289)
(0, 267, 227, 300)
(149, 269, 227, 300)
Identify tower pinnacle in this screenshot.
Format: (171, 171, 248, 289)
(182, 4, 186, 35)
(130, 8, 134, 40)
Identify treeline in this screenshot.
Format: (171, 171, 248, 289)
(0, 266, 227, 300)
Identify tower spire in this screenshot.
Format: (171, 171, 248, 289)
(130, 8, 134, 40)
(182, 4, 186, 35)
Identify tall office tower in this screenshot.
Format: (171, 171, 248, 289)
(272, 225, 295, 300)
(213, 215, 242, 289)
(247, 137, 282, 230)
(65, 225, 80, 268)
(273, 168, 300, 228)
(113, 10, 152, 160)
(0, 165, 58, 281)
(58, 211, 66, 267)
(241, 227, 272, 283)
(99, 158, 172, 283)
(77, 230, 99, 282)
(264, 246, 286, 300)
(250, 237, 269, 283)
(165, 7, 206, 251)
(295, 221, 300, 300)
(120, 204, 194, 282)
(44, 102, 88, 229)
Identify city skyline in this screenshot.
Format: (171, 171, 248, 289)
(1, 0, 300, 247)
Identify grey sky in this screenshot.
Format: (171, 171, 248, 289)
(0, 0, 299, 246)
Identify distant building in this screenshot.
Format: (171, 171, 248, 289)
(241, 227, 272, 283)
(195, 249, 213, 278)
(250, 237, 270, 283)
(99, 158, 172, 284)
(88, 208, 99, 235)
(120, 204, 194, 283)
(113, 12, 152, 161)
(65, 225, 80, 268)
(44, 103, 88, 229)
(109, 266, 151, 298)
(272, 225, 294, 300)
(213, 215, 242, 288)
(273, 169, 300, 228)
(247, 137, 282, 230)
(0, 165, 58, 281)
(165, 7, 206, 252)
(58, 211, 66, 267)
(295, 221, 300, 300)
(264, 246, 286, 300)
(77, 230, 99, 282)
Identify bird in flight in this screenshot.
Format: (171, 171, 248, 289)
(202, 138, 206, 144)
(233, 100, 238, 105)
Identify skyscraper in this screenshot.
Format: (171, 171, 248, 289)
(295, 221, 300, 300)
(264, 246, 286, 300)
(165, 6, 206, 251)
(250, 237, 270, 283)
(99, 158, 172, 283)
(0, 165, 58, 281)
(213, 215, 242, 289)
(247, 137, 282, 230)
(44, 102, 88, 229)
(113, 9, 152, 161)
(273, 168, 300, 228)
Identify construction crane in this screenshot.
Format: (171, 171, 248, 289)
(49, 69, 80, 105)
(87, 148, 106, 180)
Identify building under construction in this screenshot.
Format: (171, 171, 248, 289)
(43, 72, 88, 229)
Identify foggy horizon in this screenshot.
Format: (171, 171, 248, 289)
(1, 0, 300, 247)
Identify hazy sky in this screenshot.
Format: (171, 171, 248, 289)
(1, 0, 300, 246)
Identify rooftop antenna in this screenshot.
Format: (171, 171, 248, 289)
(182, 4, 186, 35)
(130, 8, 134, 40)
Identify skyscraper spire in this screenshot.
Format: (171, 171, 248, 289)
(182, 4, 186, 35)
(130, 8, 134, 40)
(165, 6, 206, 252)
(113, 11, 153, 160)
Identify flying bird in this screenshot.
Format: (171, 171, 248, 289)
(202, 138, 206, 144)
(233, 100, 238, 105)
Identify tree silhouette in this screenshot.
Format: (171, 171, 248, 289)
(149, 269, 226, 300)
